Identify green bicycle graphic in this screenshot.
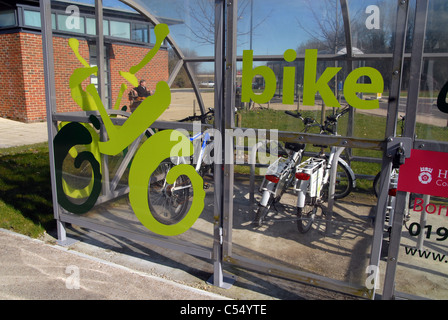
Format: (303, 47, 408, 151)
(54, 24, 205, 236)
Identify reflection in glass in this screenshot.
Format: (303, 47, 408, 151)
(425, 0, 448, 53)
(132, 23, 149, 43)
(110, 20, 130, 39)
(0, 11, 16, 27)
(348, 0, 398, 54)
(24, 10, 41, 27)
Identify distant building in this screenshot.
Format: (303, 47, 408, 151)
(0, 0, 180, 122)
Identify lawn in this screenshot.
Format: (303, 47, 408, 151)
(0, 143, 54, 238)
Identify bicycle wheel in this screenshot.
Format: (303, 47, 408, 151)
(297, 203, 317, 233)
(333, 159, 354, 199)
(148, 160, 191, 225)
(253, 197, 274, 227)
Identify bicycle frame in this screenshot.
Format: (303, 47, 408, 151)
(294, 106, 354, 212)
(259, 147, 303, 205)
(294, 157, 326, 207)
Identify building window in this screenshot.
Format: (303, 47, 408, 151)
(109, 20, 130, 39)
(57, 13, 85, 34)
(132, 23, 149, 43)
(89, 43, 111, 109)
(0, 10, 16, 27)
(24, 10, 41, 27)
(52, 13, 56, 29)
(86, 18, 109, 36)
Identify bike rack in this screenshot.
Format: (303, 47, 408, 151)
(325, 146, 345, 235)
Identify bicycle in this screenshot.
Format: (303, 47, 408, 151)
(253, 133, 305, 227)
(294, 106, 356, 233)
(254, 107, 355, 227)
(147, 108, 215, 225)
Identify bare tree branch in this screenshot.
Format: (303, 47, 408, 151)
(180, 0, 271, 46)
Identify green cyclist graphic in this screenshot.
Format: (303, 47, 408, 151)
(54, 24, 205, 236)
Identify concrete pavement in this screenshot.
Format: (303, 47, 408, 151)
(0, 117, 48, 148)
(0, 228, 230, 300)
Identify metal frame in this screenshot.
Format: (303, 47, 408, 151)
(368, 0, 410, 298)
(382, 0, 430, 300)
(40, 0, 445, 299)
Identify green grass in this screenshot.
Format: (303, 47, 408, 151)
(0, 143, 55, 238)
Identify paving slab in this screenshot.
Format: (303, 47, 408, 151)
(0, 228, 229, 300)
(0, 118, 48, 148)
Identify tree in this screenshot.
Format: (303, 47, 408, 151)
(295, 0, 345, 54)
(180, 0, 270, 46)
(168, 47, 199, 88)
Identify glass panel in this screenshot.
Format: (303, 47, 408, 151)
(391, 1, 448, 299)
(414, 59, 448, 142)
(48, 0, 214, 257)
(57, 13, 85, 33)
(131, 0, 214, 57)
(237, 0, 345, 55)
(86, 18, 110, 36)
(109, 20, 130, 39)
(425, 0, 448, 53)
(229, 0, 401, 298)
(348, 0, 399, 54)
(24, 10, 41, 28)
(86, 17, 95, 35)
(392, 193, 448, 299)
(132, 23, 149, 43)
(0, 10, 16, 27)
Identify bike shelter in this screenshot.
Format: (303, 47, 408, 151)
(40, 0, 448, 299)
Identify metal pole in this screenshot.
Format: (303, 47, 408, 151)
(339, 0, 354, 167)
(368, 0, 409, 299)
(95, 0, 110, 198)
(95, 0, 105, 104)
(208, 0, 234, 289)
(382, 0, 429, 300)
(417, 195, 430, 249)
(223, 0, 237, 258)
(40, 0, 71, 245)
(326, 146, 345, 235)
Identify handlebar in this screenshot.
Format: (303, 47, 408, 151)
(285, 105, 350, 135)
(325, 106, 350, 123)
(179, 108, 214, 123)
(284, 110, 302, 119)
(321, 105, 350, 134)
(284, 111, 316, 126)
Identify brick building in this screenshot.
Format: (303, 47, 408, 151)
(0, 0, 177, 122)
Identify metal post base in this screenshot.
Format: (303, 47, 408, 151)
(57, 237, 78, 247)
(56, 220, 78, 247)
(206, 273, 236, 289)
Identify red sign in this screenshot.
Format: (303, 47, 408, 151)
(397, 149, 448, 198)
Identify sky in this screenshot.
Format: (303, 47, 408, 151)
(68, 0, 387, 69)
